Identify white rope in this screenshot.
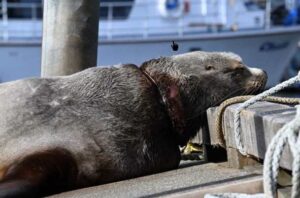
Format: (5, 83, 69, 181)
(263, 119, 291, 197)
(205, 72, 300, 198)
(263, 105, 300, 198)
(233, 72, 300, 155)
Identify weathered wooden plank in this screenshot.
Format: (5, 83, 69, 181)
(190, 128, 202, 145)
(225, 102, 294, 148)
(207, 107, 219, 145)
(207, 101, 297, 170)
(49, 163, 263, 198)
(227, 147, 260, 169)
(168, 176, 263, 198)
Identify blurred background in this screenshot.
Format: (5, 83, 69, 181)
(0, 0, 300, 87)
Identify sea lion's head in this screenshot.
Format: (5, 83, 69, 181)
(170, 51, 267, 110)
(141, 51, 267, 144)
(142, 51, 267, 113)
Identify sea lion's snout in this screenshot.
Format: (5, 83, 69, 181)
(249, 67, 267, 80)
(245, 67, 268, 93)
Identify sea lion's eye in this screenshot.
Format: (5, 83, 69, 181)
(205, 65, 215, 70)
(234, 63, 244, 71)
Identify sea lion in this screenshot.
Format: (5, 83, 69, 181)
(0, 51, 267, 197)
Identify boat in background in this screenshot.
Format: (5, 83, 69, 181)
(0, 0, 300, 87)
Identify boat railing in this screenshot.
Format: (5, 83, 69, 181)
(96, 0, 273, 40)
(0, 0, 299, 41)
(0, 1, 43, 40)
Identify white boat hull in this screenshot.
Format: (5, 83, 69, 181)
(0, 27, 300, 87)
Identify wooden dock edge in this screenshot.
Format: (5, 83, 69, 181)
(206, 101, 296, 170)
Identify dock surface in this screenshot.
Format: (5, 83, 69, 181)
(49, 162, 262, 198)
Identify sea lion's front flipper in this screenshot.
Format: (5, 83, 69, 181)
(0, 149, 78, 198)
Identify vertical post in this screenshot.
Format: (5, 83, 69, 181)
(41, 0, 100, 77)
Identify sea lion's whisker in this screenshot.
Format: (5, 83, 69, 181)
(186, 87, 246, 121)
(211, 87, 245, 106)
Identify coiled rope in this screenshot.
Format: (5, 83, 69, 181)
(205, 72, 300, 198)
